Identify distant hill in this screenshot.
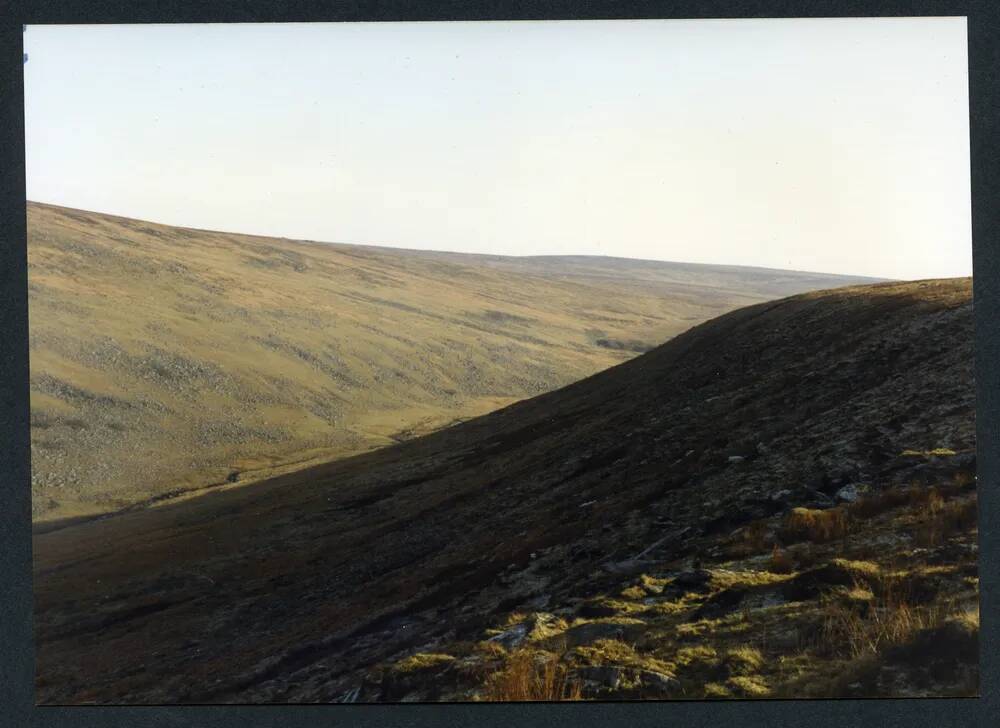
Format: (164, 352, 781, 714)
(33, 279, 976, 702)
(26, 202, 877, 522)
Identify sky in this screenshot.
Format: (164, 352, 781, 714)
(24, 18, 971, 280)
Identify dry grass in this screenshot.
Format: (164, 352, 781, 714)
(779, 506, 850, 544)
(482, 650, 583, 701)
(723, 646, 765, 675)
(391, 652, 457, 673)
(768, 545, 795, 574)
(914, 495, 978, 548)
(819, 569, 959, 660)
(732, 520, 773, 556)
(846, 487, 923, 519)
(774, 482, 976, 549)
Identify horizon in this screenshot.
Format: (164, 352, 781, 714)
(24, 19, 972, 280)
(27, 198, 894, 280)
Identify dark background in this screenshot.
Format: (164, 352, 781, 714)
(2, 2, 996, 726)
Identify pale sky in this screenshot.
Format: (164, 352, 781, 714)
(24, 18, 971, 280)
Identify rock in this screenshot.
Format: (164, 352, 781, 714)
(797, 488, 835, 509)
(728, 455, 745, 464)
(577, 600, 619, 618)
(782, 560, 879, 601)
(488, 612, 563, 648)
(637, 669, 679, 694)
(770, 487, 835, 510)
(692, 587, 747, 619)
(335, 686, 361, 703)
(576, 665, 624, 689)
(835, 483, 870, 503)
(671, 569, 713, 590)
(602, 559, 657, 575)
(487, 622, 530, 649)
(522, 593, 551, 610)
(563, 621, 642, 647)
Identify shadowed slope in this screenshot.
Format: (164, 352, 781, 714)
(33, 279, 973, 703)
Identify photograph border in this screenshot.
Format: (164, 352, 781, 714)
(2, 2, 996, 726)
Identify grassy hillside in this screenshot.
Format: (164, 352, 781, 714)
(33, 279, 975, 703)
(27, 202, 874, 522)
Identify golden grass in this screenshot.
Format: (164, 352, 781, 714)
(771, 482, 976, 549)
(723, 646, 765, 675)
(819, 567, 960, 660)
(391, 652, 457, 673)
(482, 650, 583, 701)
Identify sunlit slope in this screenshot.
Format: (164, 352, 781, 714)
(27, 202, 877, 521)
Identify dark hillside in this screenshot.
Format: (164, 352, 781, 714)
(33, 279, 976, 702)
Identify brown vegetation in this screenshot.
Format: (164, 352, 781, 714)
(482, 651, 583, 701)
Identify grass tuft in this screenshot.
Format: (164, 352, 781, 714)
(482, 650, 582, 701)
(779, 507, 849, 544)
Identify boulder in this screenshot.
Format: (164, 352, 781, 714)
(782, 560, 879, 601)
(637, 669, 680, 694)
(487, 622, 529, 649)
(577, 600, 620, 618)
(692, 587, 747, 620)
(564, 622, 626, 647)
(576, 665, 624, 689)
(563, 620, 644, 647)
(835, 483, 870, 503)
(770, 487, 835, 510)
(488, 612, 563, 649)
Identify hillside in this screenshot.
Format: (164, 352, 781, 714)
(26, 202, 876, 523)
(32, 279, 977, 703)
